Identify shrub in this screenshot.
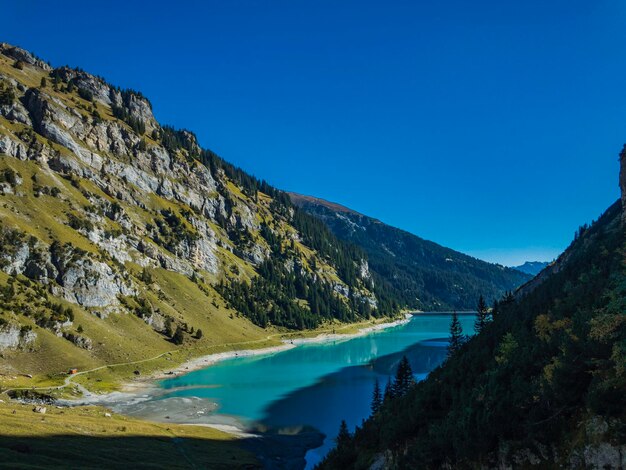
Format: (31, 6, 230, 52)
(0, 168, 20, 185)
(67, 213, 94, 232)
(78, 87, 94, 102)
(172, 326, 185, 345)
(0, 83, 15, 106)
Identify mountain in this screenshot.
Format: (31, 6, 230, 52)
(0, 43, 392, 386)
(512, 260, 550, 276)
(320, 161, 626, 468)
(0, 42, 533, 391)
(289, 193, 531, 311)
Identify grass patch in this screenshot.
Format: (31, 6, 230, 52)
(0, 401, 258, 469)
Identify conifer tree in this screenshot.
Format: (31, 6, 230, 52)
(371, 379, 382, 415)
(172, 326, 185, 345)
(392, 355, 415, 397)
(336, 420, 351, 448)
(491, 299, 500, 319)
(474, 295, 489, 333)
(383, 377, 394, 402)
(502, 290, 515, 304)
(448, 311, 464, 358)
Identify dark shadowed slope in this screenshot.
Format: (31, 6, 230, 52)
(319, 181, 625, 468)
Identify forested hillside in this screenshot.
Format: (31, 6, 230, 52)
(290, 193, 530, 310)
(0, 43, 383, 387)
(320, 191, 626, 468)
(0, 43, 532, 393)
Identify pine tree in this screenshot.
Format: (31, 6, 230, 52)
(448, 311, 464, 358)
(336, 420, 351, 448)
(502, 290, 515, 304)
(383, 377, 394, 402)
(491, 299, 500, 319)
(371, 379, 382, 415)
(165, 317, 175, 338)
(172, 326, 185, 345)
(474, 295, 489, 333)
(392, 355, 415, 397)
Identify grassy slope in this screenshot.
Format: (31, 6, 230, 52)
(0, 401, 258, 469)
(0, 102, 321, 391)
(0, 49, 392, 397)
(0, 47, 405, 467)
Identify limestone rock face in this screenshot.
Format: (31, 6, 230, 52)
(0, 240, 58, 283)
(0, 323, 36, 350)
(63, 333, 93, 350)
(0, 100, 32, 125)
(0, 134, 28, 160)
(0, 43, 51, 71)
(0, 42, 370, 331)
(53, 252, 136, 308)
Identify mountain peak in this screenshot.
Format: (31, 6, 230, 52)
(288, 192, 363, 216)
(511, 261, 549, 276)
(0, 43, 51, 71)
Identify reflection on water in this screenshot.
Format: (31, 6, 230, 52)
(155, 313, 474, 468)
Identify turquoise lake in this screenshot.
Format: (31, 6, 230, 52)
(156, 313, 475, 468)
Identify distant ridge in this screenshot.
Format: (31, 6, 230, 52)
(289, 192, 530, 310)
(288, 192, 362, 216)
(512, 260, 550, 276)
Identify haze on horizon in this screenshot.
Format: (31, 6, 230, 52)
(4, 0, 625, 266)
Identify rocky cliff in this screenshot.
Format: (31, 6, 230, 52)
(0, 43, 532, 385)
(0, 43, 378, 380)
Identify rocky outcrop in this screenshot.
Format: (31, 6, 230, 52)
(0, 323, 36, 350)
(0, 99, 32, 126)
(0, 238, 58, 283)
(51, 245, 136, 308)
(143, 310, 166, 333)
(0, 42, 380, 342)
(62, 332, 93, 350)
(0, 43, 51, 71)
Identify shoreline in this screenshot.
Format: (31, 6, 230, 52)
(53, 311, 416, 442)
(151, 312, 414, 382)
(51, 313, 416, 467)
(66, 313, 415, 408)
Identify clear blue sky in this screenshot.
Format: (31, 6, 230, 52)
(5, 1, 625, 265)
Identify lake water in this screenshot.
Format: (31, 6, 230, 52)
(156, 313, 475, 468)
